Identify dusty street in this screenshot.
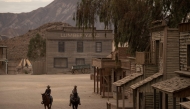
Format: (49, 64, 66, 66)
(0, 74, 111, 109)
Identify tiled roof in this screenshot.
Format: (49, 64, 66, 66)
(152, 76, 190, 93)
(130, 72, 163, 89)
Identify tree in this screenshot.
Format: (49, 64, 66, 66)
(27, 34, 46, 60)
(74, 0, 190, 55)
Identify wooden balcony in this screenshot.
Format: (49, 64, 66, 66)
(92, 58, 121, 68)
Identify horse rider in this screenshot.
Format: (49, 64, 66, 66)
(69, 85, 81, 106)
(44, 85, 52, 104)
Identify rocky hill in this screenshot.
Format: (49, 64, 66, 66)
(0, 22, 71, 61)
(0, 0, 79, 38)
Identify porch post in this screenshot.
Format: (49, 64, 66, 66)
(94, 67, 96, 93)
(122, 86, 125, 109)
(153, 89, 156, 109)
(164, 93, 168, 109)
(133, 89, 137, 109)
(116, 86, 119, 109)
(173, 97, 176, 109)
(159, 91, 162, 109)
(97, 67, 99, 94)
(100, 69, 102, 95)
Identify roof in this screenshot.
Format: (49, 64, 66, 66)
(0, 46, 7, 48)
(130, 72, 163, 89)
(152, 76, 190, 93)
(187, 96, 190, 100)
(175, 71, 190, 77)
(180, 101, 190, 109)
(113, 73, 143, 87)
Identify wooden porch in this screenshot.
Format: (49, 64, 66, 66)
(152, 71, 190, 109)
(92, 58, 121, 98)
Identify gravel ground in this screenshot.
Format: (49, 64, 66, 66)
(0, 74, 111, 109)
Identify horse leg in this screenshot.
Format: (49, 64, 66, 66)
(44, 104, 46, 109)
(75, 104, 78, 109)
(72, 104, 75, 109)
(49, 104, 51, 109)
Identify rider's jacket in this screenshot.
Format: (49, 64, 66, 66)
(45, 89, 51, 96)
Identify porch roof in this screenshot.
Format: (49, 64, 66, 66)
(113, 73, 143, 87)
(130, 72, 163, 90)
(187, 96, 190, 100)
(175, 71, 190, 77)
(151, 76, 190, 96)
(180, 101, 190, 109)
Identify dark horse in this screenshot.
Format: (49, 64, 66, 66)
(41, 93, 53, 109)
(70, 92, 80, 109)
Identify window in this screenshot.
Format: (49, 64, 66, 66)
(54, 58, 68, 68)
(58, 42, 65, 52)
(187, 45, 190, 67)
(96, 42, 102, 52)
(77, 41, 83, 52)
(76, 58, 85, 65)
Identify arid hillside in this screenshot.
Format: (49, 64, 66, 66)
(0, 0, 78, 38)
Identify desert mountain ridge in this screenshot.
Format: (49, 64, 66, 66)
(0, 0, 80, 39)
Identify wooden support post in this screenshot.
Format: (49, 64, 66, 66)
(94, 67, 96, 93)
(97, 67, 99, 94)
(165, 93, 168, 109)
(108, 75, 110, 101)
(133, 89, 136, 109)
(116, 86, 119, 109)
(100, 69, 102, 95)
(122, 86, 125, 109)
(154, 89, 156, 109)
(159, 91, 162, 109)
(173, 97, 176, 109)
(103, 69, 105, 97)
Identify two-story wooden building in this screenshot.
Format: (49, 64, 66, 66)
(111, 20, 180, 109)
(151, 22, 190, 109)
(45, 26, 113, 74)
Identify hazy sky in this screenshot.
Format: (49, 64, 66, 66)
(0, 0, 54, 13)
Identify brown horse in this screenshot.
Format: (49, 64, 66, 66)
(70, 92, 80, 109)
(41, 93, 53, 109)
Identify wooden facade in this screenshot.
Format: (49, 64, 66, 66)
(152, 71, 190, 109)
(129, 20, 180, 109)
(91, 47, 133, 100)
(0, 46, 8, 74)
(46, 26, 113, 74)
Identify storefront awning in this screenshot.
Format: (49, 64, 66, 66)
(130, 72, 163, 90)
(113, 73, 143, 87)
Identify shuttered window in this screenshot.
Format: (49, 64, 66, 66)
(76, 58, 85, 65)
(77, 41, 83, 52)
(96, 42, 102, 52)
(58, 42, 65, 52)
(54, 58, 68, 68)
(187, 45, 190, 67)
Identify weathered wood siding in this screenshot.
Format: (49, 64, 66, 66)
(144, 65, 158, 78)
(46, 28, 113, 74)
(179, 32, 190, 71)
(166, 28, 179, 79)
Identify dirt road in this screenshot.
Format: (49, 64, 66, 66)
(0, 74, 110, 109)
